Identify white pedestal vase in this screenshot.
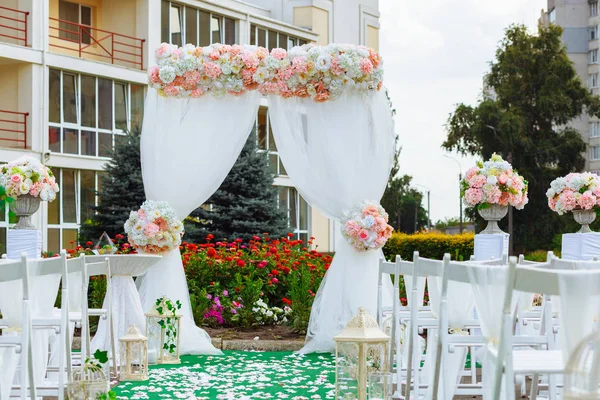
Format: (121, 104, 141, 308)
(573, 209, 596, 233)
(478, 204, 508, 235)
(11, 194, 41, 230)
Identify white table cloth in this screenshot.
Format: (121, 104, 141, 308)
(561, 232, 600, 261)
(474, 233, 508, 261)
(88, 255, 161, 353)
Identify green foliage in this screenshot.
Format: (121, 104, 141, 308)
(154, 297, 182, 354)
(185, 131, 288, 242)
(80, 129, 145, 241)
(524, 250, 551, 262)
(287, 264, 313, 333)
(443, 24, 597, 252)
(233, 273, 264, 328)
(383, 232, 475, 261)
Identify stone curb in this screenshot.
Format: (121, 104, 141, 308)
(73, 336, 304, 352)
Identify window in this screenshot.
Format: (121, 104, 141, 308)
(592, 2, 599, 17)
(591, 50, 598, 64)
(591, 26, 599, 41)
(549, 8, 556, 23)
(47, 168, 100, 253)
(590, 73, 599, 88)
(48, 69, 145, 157)
(279, 187, 310, 242)
(250, 24, 308, 50)
(591, 121, 600, 138)
(161, 1, 236, 46)
(58, 1, 92, 44)
(256, 107, 286, 176)
(592, 146, 600, 160)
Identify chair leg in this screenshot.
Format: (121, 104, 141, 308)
(110, 314, 118, 378)
(58, 328, 65, 400)
(405, 322, 414, 400)
(530, 373, 539, 400)
(548, 374, 557, 400)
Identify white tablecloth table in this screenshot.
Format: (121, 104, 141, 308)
(88, 254, 162, 354)
(474, 233, 508, 261)
(561, 232, 600, 261)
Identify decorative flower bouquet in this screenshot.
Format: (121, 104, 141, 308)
(0, 156, 59, 202)
(148, 43, 384, 102)
(547, 173, 600, 215)
(462, 153, 528, 210)
(341, 201, 393, 252)
(124, 200, 184, 254)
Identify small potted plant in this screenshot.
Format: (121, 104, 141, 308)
(547, 172, 600, 233)
(462, 153, 528, 234)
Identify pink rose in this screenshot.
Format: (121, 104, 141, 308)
(465, 167, 479, 180)
(498, 192, 510, 206)
(358, 229, 369, 240)
(548, 197, 557, 211)
(148, 66, 161, 84)
(360, 58, 374, 74)
(464, 188, 483, 205)
(138, 209, 146, 220)
(191, 88, 205, 98)
(209, 49, 220, 60)
(363, 205, 380, 217)
(204, 62, 221, 79)
(144, 223, 160, 238)
(155, 43, 171, 58)
(468, 174, 487, 188)
(10, 174, 21, 183)
(579, 191, 596, 210)
(515, 194, 529, 210)
(558, 190, 577, 211)
(270, 48, 287, 60)
(163, 84, 180, 97)
(330, 57, 344, 75)
(272, 277, 279, 284)
(483, 185, 502, 204)
(498, 173, 508, 185)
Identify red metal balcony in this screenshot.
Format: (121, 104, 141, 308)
(0, 110, 28, 149)
(0, 6, 28, 46)
(49, 18, 145, 70)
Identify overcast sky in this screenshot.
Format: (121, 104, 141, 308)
(379, 0, 547, 223)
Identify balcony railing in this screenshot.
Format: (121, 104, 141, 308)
(49, 18, 145, 70)
(0, 110, 28, 149)
(0, 6, 28, 46)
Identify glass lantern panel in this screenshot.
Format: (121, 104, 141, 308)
(366, 342, 388, 373)
(367, 372, 393, 400)
(147, 316, 163, 361)
(336, 342, 360, 399)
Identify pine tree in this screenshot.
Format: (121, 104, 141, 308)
(80, 129, 146, 241)
(185, 131, 288, 242)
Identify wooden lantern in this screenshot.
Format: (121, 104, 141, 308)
(119, 324, 148, 381)
(334, 307, 391, 400)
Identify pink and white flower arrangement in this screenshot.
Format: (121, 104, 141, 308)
(149, 42, 384, 102)
(341, 201, 393, 252)
(0, 156, 59, 201)
(546, 172, 600, 215)
(124, 200, 184, 254)
(461, 153, 528, 210)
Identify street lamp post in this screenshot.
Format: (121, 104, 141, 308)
(444, 155, 463, 234)
(414, 184, 431, 231)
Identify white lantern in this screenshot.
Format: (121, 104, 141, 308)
(145, 296, 182, 364)
(565, 330, 600, 400)
(66, 361, 109, 399)
(334, 307, 391, 400)
(119, 324, 148, 381)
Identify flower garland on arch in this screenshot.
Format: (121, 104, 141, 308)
(148, 42, 384, 102)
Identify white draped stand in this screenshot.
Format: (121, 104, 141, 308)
(561, 232, 600, 261)
(474, 233, 508, 262)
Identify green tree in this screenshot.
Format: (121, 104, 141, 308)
(80, 129, 146, 241)
(443, 24, 600, 251)
(185, 131, 288, 242)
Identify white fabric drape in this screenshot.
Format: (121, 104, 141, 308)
(138, 89, 260, 355)
(467, 264, 517, 400)
(267, 90, 395, 353)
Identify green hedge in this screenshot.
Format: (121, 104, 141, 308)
(383, 232, 475, 261)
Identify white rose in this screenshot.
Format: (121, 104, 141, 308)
(487, 175, 498, 186)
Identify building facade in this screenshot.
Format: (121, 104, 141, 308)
(541, 0, 600, 172)
(0, 0, 380, 254)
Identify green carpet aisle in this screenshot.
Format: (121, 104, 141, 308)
(113, 351, 336, 399)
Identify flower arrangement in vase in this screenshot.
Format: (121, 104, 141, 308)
(124, 200, 184, 254)
(341, 201, 393, 252)
(546, 172, 600, 233)
(0, 156, 60, 229)
(461, 153, 528, 234)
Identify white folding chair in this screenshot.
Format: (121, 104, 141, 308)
(377, 257, 400, 373)
(0, 253, 36, 400)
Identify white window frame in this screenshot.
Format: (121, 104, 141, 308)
(256, 107, 286, 176)
(591, 26, 599, 41)
(250, 24, 308, 49)
(591, 49, 598, 64)
(592, 146, 600, 160)
(163, 1, 236, 46)
(48, 69, 144, 158)
(591, 121, 600, 138)
(549, 8, 556, 23)
(592, 2, 599, 17)
(590, 73, 599, 88)
(278, 186, 311, 242)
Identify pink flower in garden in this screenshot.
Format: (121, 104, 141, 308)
(579, 191, 596, 210)
(360, 58, 374, 74)
(223, 290, 229, 297)
(464, 188, 483, 205)
(558, 190, 577, 211)
(144, 223, 160, 238)
(465, 167, 479, 180)
(10, 174, 21, 183)
(204, 62, 221, 79)
(272, 277, 279, 284)
(271, 48, 287, 60)
(468, 174, 487, 188)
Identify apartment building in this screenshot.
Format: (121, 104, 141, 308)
(0, 0, 380, 254)
(541, 0, 600, 172)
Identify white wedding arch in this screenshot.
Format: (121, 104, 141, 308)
(138, 42, 395, 354)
